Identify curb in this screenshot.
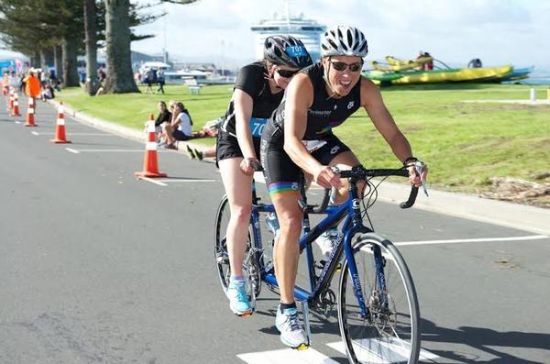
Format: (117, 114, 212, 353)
(51, 100, 144, 143)
(376, 182, 550, 236)
(52, 99, 549, 236)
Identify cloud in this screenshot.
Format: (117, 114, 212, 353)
(131, 0, 550, 68)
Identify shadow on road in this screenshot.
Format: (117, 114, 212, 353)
(421, 318, 548, 363)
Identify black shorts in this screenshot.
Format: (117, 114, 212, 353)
(260, 125, 350, 197)
(215, 130, 261, 165)
(173, 130, 191, 141)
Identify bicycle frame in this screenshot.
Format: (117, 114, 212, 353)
(251, 176, 380, 320)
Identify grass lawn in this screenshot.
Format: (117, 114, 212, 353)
(58, 83, 550, 194)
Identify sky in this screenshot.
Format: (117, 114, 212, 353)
(131, 0, 550, 70)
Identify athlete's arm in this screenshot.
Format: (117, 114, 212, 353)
(233, 89, 257, 173)
(283, 74, 341, 189)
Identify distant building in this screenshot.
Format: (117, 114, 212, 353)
(0, 48, 29, 75)
(251, 9, 326, 62)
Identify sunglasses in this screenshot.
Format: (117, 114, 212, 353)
(330, 61, 363, 72)
(276, 69, 299, 78)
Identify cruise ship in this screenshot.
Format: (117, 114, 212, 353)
(251, 7, 326, 62)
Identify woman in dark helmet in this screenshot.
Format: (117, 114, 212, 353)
(216, 35, 312, 317)
(260, 25, 428, 348)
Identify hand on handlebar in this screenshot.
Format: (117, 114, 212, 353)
(407, 161, 429, 196)
(314, 165, 342, 190)
(240, 157, 260, 175)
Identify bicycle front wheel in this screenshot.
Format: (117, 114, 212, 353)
(338, 233, 420, 364)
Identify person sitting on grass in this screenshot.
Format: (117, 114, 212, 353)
(160, 102, 193, 149)
(154, 101, 172, 141)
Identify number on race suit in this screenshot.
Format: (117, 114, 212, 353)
(249, 117, 268, 137)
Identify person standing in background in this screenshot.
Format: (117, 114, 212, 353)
(24, 69, 42, 109)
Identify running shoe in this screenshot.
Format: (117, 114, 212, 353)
(275, 306, 308, 348)
(227, 280, 253, 317)
(163, 143, 177, 150)
(185, 145, 196, 159)
(194, 148, 203, 161)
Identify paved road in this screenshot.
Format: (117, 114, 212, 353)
(1, 97, 549, 363)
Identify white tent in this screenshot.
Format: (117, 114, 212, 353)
(0, 48, 29, 61)
(0, 49, 29, 74)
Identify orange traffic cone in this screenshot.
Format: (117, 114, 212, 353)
(135, 113, 167, 178)
(8, 88, 14, 114)
(50, 102, 71, 143)
(11, 92, 21, 117)
(25, 97, 37, 127)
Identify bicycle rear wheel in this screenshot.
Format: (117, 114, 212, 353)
(338, 233, 420, 364)
(214, 195, 262, 300)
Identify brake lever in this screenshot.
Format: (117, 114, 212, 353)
(414, 161, 429, 197)
(329, 166, 340, 205)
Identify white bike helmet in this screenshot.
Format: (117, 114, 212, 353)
(321, 26, 368, 58)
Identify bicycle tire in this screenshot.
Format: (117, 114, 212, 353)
(337, 233, 420, 364)
(214, 195, 262, 300)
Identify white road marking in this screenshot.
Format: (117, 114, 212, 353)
(14, 120, 22, 124)
(65, 148, 80, 154)
(238, 347, 339, 363)
(138, 178, 216, 186)
(29, 132, 116, 136)
(162, 179, 216, 183)
(327, 339, 439, 363)
(394, 235, 548, 246)
(139, 177, 167, 186)
(31, 131, 39, 135)
(65, 149, 143, 153)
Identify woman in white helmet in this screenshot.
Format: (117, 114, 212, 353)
(260, 25, 428, 349)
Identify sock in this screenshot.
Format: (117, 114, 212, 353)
(230, 275, 244, 283)
(280, 302, 296, 313)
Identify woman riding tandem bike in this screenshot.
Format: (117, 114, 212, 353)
(260, 25, 429, 348)
(216, 36, 313, 317)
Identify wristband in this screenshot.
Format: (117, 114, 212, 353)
(403, 156, 418, 166)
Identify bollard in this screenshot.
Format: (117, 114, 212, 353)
(529, 88, 536, 102)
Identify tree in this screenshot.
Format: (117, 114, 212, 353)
(102, 0, 200, 94)
(0, 0, 83, 86)
(84, 0, 99, 95)
(103, 0, 138, 93)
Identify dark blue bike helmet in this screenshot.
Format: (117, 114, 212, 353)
(264, 35, 313, 69)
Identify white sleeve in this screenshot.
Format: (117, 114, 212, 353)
(178, 113, 193, 136)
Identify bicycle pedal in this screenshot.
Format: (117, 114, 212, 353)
(237, 310, 254, 318)
(295, 343, 310, 351)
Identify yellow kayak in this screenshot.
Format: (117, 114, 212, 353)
(391, 65, 513, 85)
(371, 60, 420, 72)
(371, 56, 434, 71)
(386, 55, 433, 67)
